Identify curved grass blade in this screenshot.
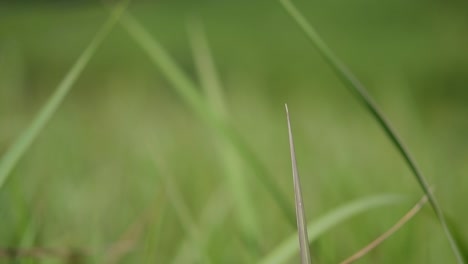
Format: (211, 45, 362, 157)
(259, 194, 403, 264)
(120, 13, 296, 226)
(0, 1, 129, 190)
(285, 104, 311, 264)
(278, 1, 464, 262)
(340, 195, 428, 264)
(187, 18, 260, 250)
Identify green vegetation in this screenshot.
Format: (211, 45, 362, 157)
(0, 0, 467, 263)
(279, 0, 464, 262)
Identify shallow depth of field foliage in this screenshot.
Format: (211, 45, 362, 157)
(0, 0, 467, 263)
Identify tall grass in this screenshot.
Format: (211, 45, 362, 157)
(187, 19, 260, 251)
(151, 153, 212, 264)
(0, 1, 129, 190)
(2, 1, 464, 263)
(278, 0, 465, 262)
(171, 186, 231, 263)
(119, 13, 296, 228)
(120, 9, 413, 263)
(0, 3, 127, 263)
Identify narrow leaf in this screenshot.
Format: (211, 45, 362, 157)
(187, 18, 261, 254)
(151, 152, 212, 264)
(187, 18, 261, 256)
(285, 104, 311, 264)
(0, 1, 129, 190)
(171, 186, 232, 264)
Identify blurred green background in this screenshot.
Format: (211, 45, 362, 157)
(1, 0, 467, 263)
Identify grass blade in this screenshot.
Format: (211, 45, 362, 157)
(446, 216, 468, 262)
(151, 152, 212, 264)
(120, 13, 296, 226)
(259, 194, 403, 264)
(171, 186, 231, 264)
(285, 104, 311, 264)
(340, 195, 428, 264)
(187, 18, 260, 254)
(278, 1, 464, 262)
(0, 1, 129, 190)
(187, 18, 226, 116)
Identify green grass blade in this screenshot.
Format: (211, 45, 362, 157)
(187, 18, 227, 116)
(285, 104, 311, 264)
(259, 194, 403, 264)
(278, 1, 464, 262)
(151, 153, 212, 264)
(120, 13, 296, 226)
(187, 18, 260, 252)
(172, 186, 231, 264)
(0, 1, 129, 190)
(120, 14, 210, 120)
(446, 215, 468, 262)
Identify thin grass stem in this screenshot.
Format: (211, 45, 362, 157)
(340, 195, 428, 264)
(259, 194, 403, 264)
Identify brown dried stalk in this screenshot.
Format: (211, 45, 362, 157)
(340, 195, 428, 264)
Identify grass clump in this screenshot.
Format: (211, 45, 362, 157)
(278, 0, 465, 262)
(0, 1, 466, 263)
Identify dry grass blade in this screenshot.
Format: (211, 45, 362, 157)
(340, 195, 429, 264)
(285, 104, 312, 264)
(278, 1, 464, 262)
(0, 0, 129, 190)
(259, 194, 403, 264)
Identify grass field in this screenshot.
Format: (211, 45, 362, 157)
(1, 0, 468, 263)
